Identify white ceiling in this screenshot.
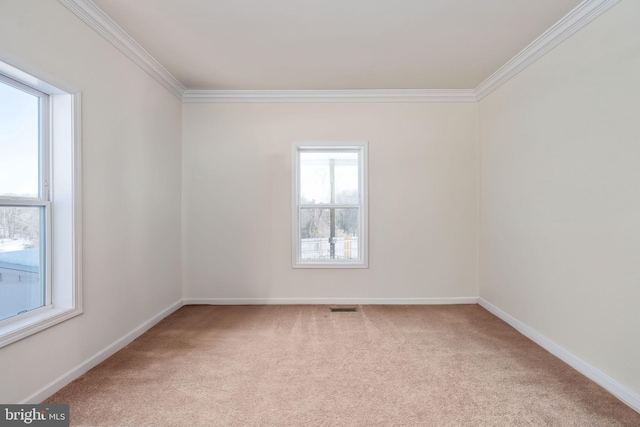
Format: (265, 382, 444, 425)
(91, 0, 582, 91)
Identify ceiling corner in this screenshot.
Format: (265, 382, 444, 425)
(58, 0, 186, 99)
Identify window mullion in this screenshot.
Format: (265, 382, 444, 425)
(299, 204, 359, 209)
(0, 199, 48, 207)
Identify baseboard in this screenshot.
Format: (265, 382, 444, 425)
(183, 297, 479, 305)
(21, 299, 184, 404)
(478, 298, 640, 413)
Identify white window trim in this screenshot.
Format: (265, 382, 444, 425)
(0, 57, 83, 348)
(292, 141, 368, 269)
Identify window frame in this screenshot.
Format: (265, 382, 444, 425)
(292, 141, 368, 268)
(0, 57, 83, 348)
(0, 74, 52, 319)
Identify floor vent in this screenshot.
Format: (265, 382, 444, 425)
(331, 307, 358, 313)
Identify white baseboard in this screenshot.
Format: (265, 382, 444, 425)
(21, 299, 184, 404)
(183, 297, 479, 305)
(23, 296, 639, 414)
(478, 297, 640, 413)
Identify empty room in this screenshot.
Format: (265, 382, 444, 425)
(0, 0, 639, 425)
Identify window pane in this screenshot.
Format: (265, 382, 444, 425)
(300, 208, 359, 260)
(0, 81, 40, 198)
(0, 206, 45, 322)
(300, 151, 359, 205)
(334, 157, 359, 204)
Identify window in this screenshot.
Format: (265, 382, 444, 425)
(0, 58, 82, 347)
(292, 142, 368, 268)
(0, 74, 51, 323)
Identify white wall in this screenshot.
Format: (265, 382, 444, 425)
(480, 0, 640, 395)
(0, 1, 182, 403)
(4, 0, 637, 407)
(183, 103, 479, 300)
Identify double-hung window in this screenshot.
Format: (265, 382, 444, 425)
(0, 59, 82, 347)
(0, 75, 51, 322)
(292, 142, 368, 268)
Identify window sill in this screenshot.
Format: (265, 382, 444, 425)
(0, 305, 82, 348)
(293, 262, 369, 269)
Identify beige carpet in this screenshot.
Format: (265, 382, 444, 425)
(45, 305, 640, 426)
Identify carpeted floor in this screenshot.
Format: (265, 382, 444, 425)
(45, 305, 640, 426)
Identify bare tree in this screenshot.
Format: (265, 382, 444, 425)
(0, 207, 39, 248)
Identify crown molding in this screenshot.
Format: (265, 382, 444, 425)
(59, 0, 619, 103)
(58, 0, 185, 99)
(182, 89, 478, 103)
(475, 0, 621, 100)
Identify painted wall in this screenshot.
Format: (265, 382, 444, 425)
(5, 0, 636, 407)
(479, 0, 640, 395)
(0, 1, 182, 402)
(182, 103, 479, 300)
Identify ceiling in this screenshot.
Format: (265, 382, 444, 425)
(91, 0, 582, 91)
